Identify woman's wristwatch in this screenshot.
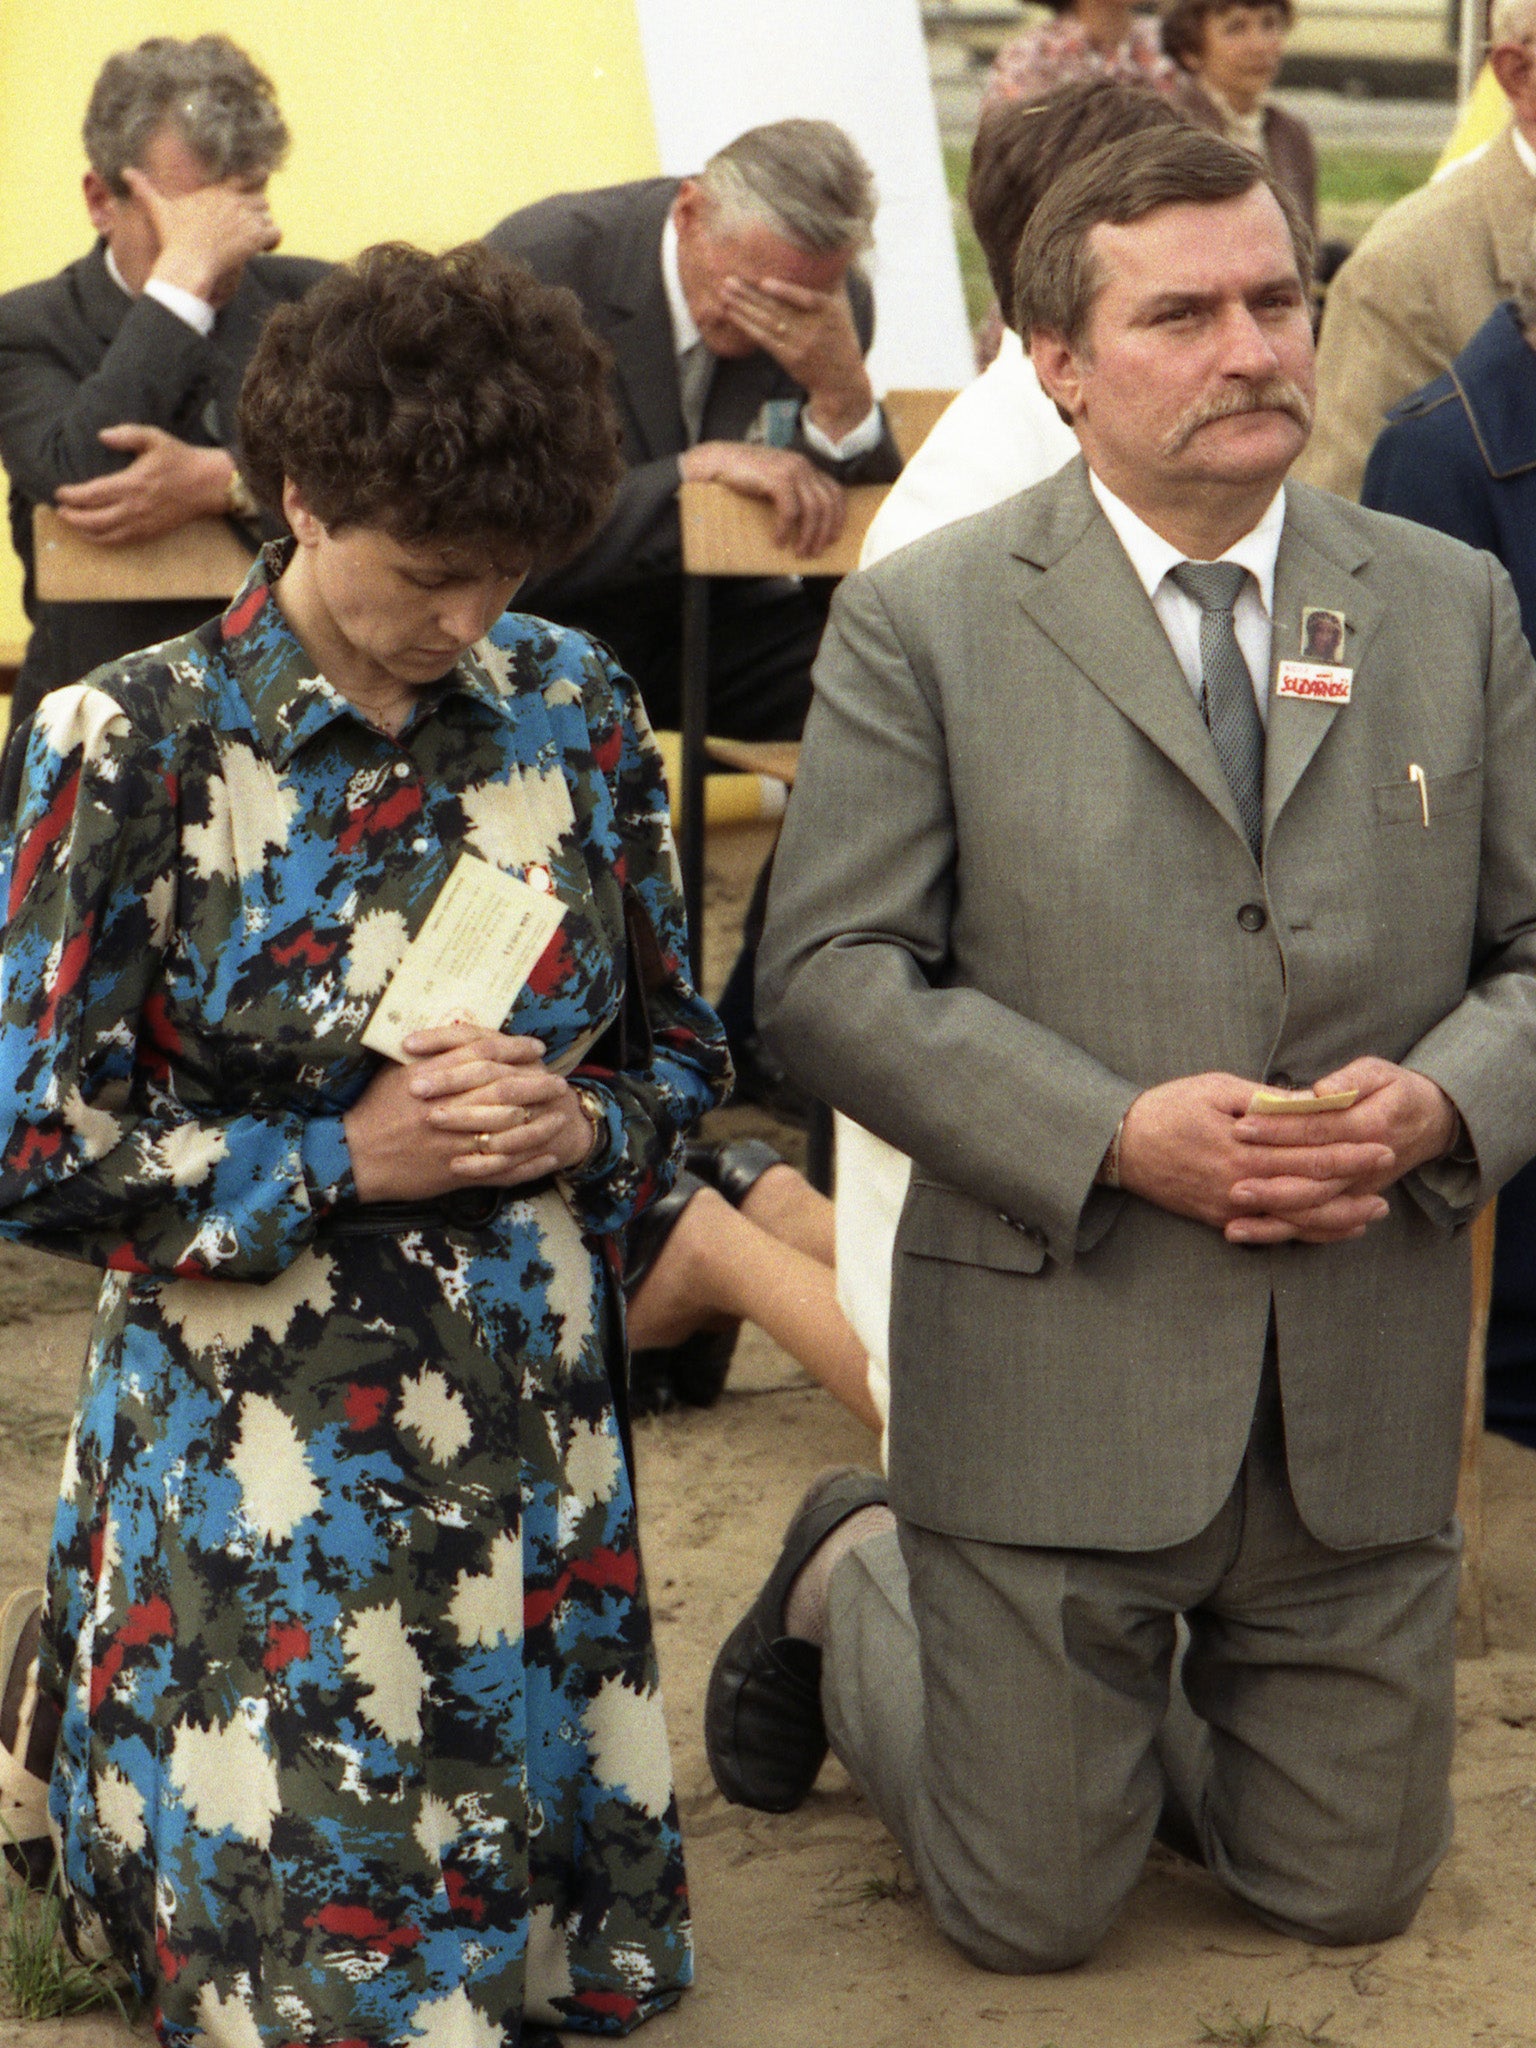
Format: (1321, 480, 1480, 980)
(571, 1085, 606, 1166)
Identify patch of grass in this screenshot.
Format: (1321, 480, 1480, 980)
(1316, 145, 1437, 210)
(1196, 2007, 1350, 2048)
(943, 141, 992, 330)
(0, 1859, 136, 2024)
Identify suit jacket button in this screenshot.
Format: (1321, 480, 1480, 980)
(1237, 902, 1268, 932)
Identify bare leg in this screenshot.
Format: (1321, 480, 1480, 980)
(739, 1163, 836, 1268)
(627, 1186, 881, 1434)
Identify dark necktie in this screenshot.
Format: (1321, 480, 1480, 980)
(1170, 559, 1264, 862)
(678, 339, 714, 445)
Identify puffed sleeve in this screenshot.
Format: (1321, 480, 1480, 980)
(0, 683, 349, 1278)
(561, 641, 733, 1235)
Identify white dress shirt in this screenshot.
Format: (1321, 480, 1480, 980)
(1089, 470, 1286, 727)
(860, 329, 1077, 566)
(104, 245, 215, 339)
(658, 214, 881, 463)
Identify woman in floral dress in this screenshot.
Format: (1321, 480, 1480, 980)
(0, 244, 730, 2047)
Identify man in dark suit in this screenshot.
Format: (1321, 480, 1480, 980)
(0, 34, 326, 734)
(484, 119, 902, 744)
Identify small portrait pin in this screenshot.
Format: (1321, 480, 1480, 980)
(1300, 606, 1347, 664)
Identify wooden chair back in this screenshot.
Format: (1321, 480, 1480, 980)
(676, 479, 888, 579)
(882, 387, 959, 462)
(32, 505, 253, 604)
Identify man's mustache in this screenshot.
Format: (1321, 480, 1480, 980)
(1160, 379, 1314, 456)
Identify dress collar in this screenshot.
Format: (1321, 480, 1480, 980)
(218, 541, 514, 766)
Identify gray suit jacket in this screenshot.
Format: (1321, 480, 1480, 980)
(485, 177, 902, 612)
(0, 241, 327, 714)
(759, 458, 1536, 1553)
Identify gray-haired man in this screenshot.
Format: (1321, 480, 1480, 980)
(485, 119, 902, 746)
(0, 35, 327, 729)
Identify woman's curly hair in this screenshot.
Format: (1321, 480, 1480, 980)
(239, 242, 622, 572)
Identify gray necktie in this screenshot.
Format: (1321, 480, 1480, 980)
(1170, 559, 1264, 862)
(678, 339, 714, 444)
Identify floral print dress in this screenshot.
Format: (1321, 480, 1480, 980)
(0, 545, 730, 2048)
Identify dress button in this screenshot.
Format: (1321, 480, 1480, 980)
(411, 838, 430, 854)
(393, 760, 411, 778)
(1236, 902, 1267, 933)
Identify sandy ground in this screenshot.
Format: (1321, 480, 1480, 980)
(1, 823, 1536, 2047)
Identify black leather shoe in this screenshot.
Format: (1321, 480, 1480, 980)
(705, 1466, 890, 1812)
(685, 1137, 786, 1209)
(629, 1326, 739, 1416)
(727, 1034, 812, 1122)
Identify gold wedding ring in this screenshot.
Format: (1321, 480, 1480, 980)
(473, 1131, 493, 1154)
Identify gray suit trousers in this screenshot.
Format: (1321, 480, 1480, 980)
(822, 1370, 1461, 1971)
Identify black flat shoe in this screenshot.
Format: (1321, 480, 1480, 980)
(622, 1169, 706, 1296)
(629, 1325, 740, 1416)
(685, 1137, 786, 1209)
(705, 1466, 889, 1812)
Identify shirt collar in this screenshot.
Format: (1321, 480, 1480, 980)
(103, 245, 134, 299)
(659, 211, 700, 356)
(1088, 467, 1285, 615)
(218, 540, 513, 767)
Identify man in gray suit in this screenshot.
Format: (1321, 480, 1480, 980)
(0, 36, 325, 734)
(707, 124, 1536, 1965)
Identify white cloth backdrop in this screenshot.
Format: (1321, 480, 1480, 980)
(632, 0, 975, 393)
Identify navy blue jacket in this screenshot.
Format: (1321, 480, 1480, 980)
(1362, 298, 1536, 1447)
(1363, 298, 1536, 653)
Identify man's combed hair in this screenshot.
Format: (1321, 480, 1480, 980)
(238, 243, 623, 569)
(84, 35, 288, 191)
(698, 119, 876, 255)
(1013, 124, 1314, 345)
(967, 81, 1185, 322)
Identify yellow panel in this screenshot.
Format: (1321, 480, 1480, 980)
(1438, 62, 1511, 175)
(0, 0, 660, 650)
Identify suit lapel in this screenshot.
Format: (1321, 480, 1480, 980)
(76, 242, 132, 346)
(1264, 490, 1382, 834)
(601, 183, 688, 460)
(1009, 463, 1251, 848)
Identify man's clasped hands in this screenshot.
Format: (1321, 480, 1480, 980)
(1119, 1056, 1460, 1245)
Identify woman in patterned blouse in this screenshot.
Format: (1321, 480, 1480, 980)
(0, 244, 730, 2047)
(982, 0, 1190, 115)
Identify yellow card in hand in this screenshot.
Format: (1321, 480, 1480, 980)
(362, 853, 566, 1062)
(1248, 1088, 1359, 1115)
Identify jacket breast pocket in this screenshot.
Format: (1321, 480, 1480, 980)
(1372, 760, 1481, 826)
(896, 1176, 1047, 1275)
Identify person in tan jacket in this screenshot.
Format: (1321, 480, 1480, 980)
(1297, 0, 1536, 498)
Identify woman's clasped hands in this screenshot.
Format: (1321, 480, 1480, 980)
(343, 1023, 599, 1203)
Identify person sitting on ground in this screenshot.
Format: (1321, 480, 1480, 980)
(0, 35, 326, 740)
(1297, 0, 1536, 497)
(484, 121, 903, 1110)
(1163, 0, 1316, 234)
(848, 78, 1186, 1437)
